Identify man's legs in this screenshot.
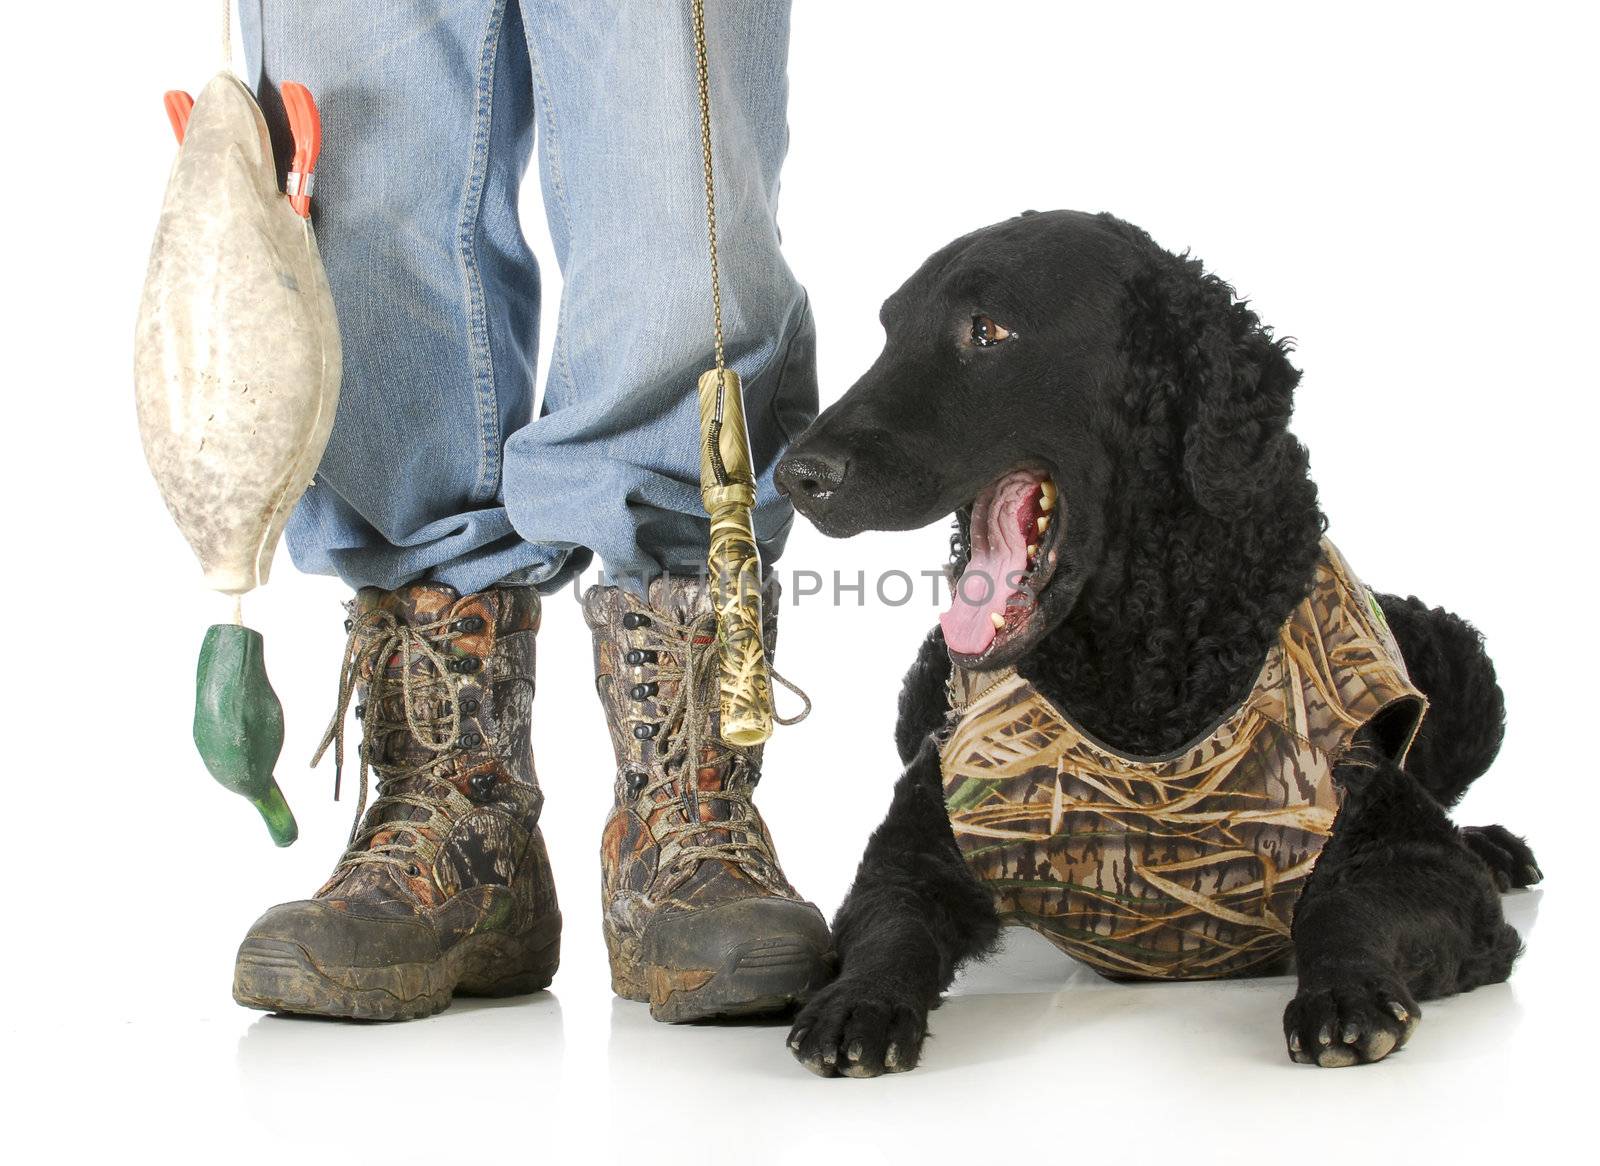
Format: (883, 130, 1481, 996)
(231, 0, 564, 1022)
(520, 1, 828, 1021)
(231, 0, 822, 1023)
(240, 0, 570, 594)
(509, 0, 816, 586)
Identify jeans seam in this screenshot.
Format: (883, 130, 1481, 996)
(525, 7, 579, 406)
(457, 0, 510, 503)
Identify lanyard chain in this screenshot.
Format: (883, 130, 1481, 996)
(691, 0, 726, 379)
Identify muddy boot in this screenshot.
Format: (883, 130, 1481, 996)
(584, 575, 830, 1022)
(233, 583, 561, 1020)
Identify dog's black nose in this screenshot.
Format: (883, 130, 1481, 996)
(775, 450, 848, 506)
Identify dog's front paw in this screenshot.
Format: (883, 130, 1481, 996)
(1284, 974, 1420, 1067)
(1461, 824, 1542, 891)
(787, 976, 927, 1078)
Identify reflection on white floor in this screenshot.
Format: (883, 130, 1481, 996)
(15, 888, 1578, 1164)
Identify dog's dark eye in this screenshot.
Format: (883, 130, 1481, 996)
(969, 314, 1014, 347)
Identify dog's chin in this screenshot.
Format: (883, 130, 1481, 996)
(939, 468, 1070, 671)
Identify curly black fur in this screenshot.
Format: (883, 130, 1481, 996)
(776, 210, 1538, 1078)
(1016, 240, 1324, 755)
(1375, 594, 1507, 807)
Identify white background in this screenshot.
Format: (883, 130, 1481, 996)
(2, 1, 1595, 1162)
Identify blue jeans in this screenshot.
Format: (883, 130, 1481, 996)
(240, 0, 815, 595)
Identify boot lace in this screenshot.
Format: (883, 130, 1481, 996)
(312, 609, 475, 878)
(626, 597, 809, 897)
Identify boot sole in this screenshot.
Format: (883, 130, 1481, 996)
(623, 934, 832, 1024)
(233, 912, 562, 1022)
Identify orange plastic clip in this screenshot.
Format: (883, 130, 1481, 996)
(280, 82, 323, 218)
(164, 91, 195, 145)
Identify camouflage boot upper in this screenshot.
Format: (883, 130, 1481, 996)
(233, 582, 561, 1020)
(584, 575, 829, 1022)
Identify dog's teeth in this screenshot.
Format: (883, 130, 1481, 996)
(1037, 515, 1050, 533)
(1027, 543, 1038, 558)
(990, 612, 1006, 630)
(1039, 486, 1056, 513)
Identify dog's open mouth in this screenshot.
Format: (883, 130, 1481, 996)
(941, 468, 1062, 662)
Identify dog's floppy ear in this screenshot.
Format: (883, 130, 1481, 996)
(1120, 250, 1301, 514)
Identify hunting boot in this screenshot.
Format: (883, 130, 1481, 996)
(585, 575, 830, 1022)
(233, 583, 561, 1020)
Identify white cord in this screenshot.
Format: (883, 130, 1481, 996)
(222, 0, 233, 71)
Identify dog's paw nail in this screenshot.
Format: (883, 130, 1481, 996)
(787, 1030, 806, 1052)
(1387, 1002, 1409, 1023)
(1340, 1024, 1360, 1045)
(1524, 864, 1543, 884)
(1288, 1032, 1302, 1053)
(885, 1043, 902, 1070)
(1316, 1023, 1333, 1047)
(846, 1041, 863, 1063)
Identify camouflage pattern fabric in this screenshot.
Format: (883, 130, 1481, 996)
(940, 540, 1426, 981)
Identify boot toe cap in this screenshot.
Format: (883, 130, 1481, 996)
(233, 900, 449, 1019)
(640, 897, 833, 1021)
(241, 900, 441, 969)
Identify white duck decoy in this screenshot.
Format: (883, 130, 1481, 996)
(134, 67, 339, 846)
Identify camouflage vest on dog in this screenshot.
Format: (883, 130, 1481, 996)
(939, 540, 1426, 981)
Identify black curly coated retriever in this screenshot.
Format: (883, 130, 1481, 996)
(774, 210, 1538, 1076)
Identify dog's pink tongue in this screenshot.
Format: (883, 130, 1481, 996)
(941, 473, 1037, 657)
